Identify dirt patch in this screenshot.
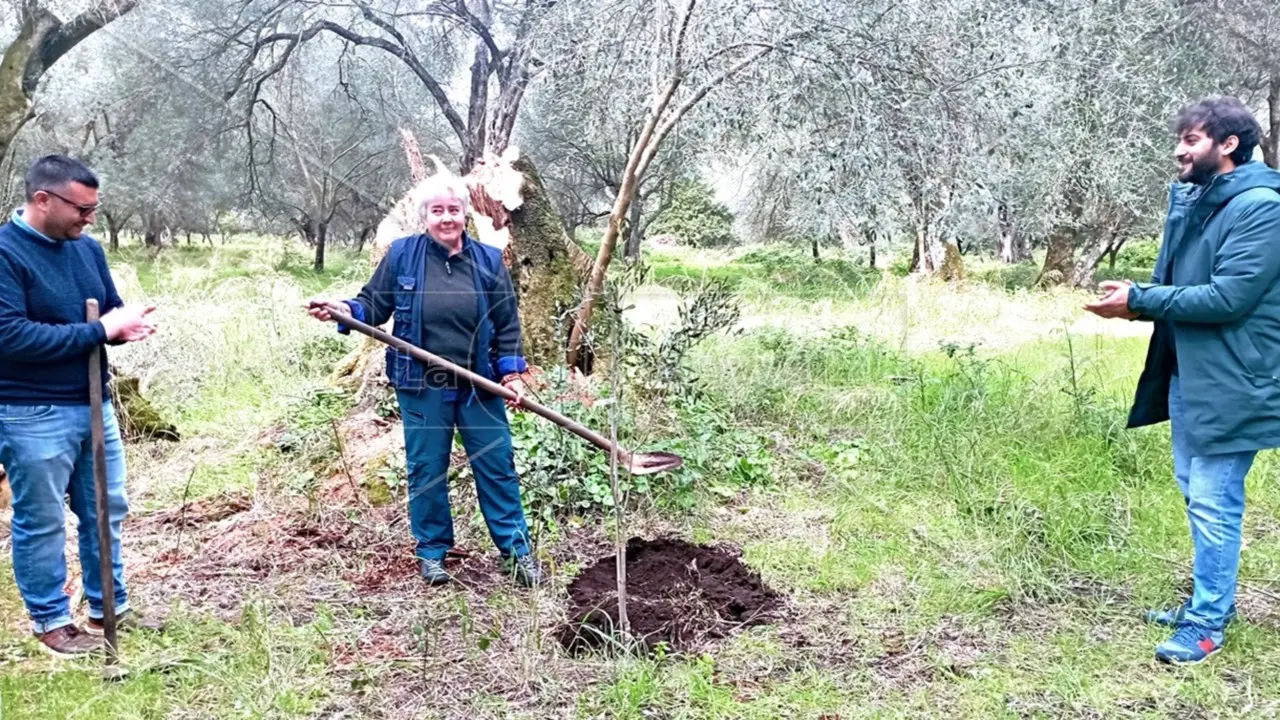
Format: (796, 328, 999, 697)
(140, 492, 253, 527)
(558, 536, 780, 653)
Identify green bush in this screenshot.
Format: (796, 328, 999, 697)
(975, 261, 1041, 291)
(1095, 238, 1160, 284)
(1115, 238, 1159, 269)
(505, 278, 759, 529)
(648, 180, 735, 248)
(889, 256, 913, 277)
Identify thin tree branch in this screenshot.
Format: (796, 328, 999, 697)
(27, 1, 140, 96)
(636, 44, 776, 180)
(232, 18, 469, 148)
(447, 0, 502, 60)
(671, 0, 697, 73)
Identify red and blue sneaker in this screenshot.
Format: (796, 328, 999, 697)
(1155, 623, 1225, 665)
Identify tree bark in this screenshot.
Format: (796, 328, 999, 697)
(143, 213, 163, 248)
(1014, 233, 1031, 264)
(1037, 226, 1076, 286)
(1264, 73, 1280, 170)
(812, 237, 820, 262)
(104, 210, 127, 252)
(1070, 229, 1123, 288)
(1106, 237, 1127, 271)
(0, 12, 43, 162)
(997, 201, 1030, 263)
(623, 196, 645, 260)
(500, 155, 584, 367)
(906, 180, 953, 277)
(938, 242, 964, 281)
(0, 2, 139, 162)
(565, 72, 677, 369)
(564, 30, 779, 369)
(910, 219, 935, 273)
(313, 220, 327, 271)
(295, 215, 317, 246)
(1038, 188, 1086, 286)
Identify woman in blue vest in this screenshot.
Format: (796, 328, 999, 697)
(308, 175, 540, 587)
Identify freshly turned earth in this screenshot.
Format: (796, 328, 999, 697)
(558, 537, 781, 653)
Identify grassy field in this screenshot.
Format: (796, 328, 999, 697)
(3, 240, 1280, 718)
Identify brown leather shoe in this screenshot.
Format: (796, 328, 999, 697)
(87, 609, 165, 635)
(35, 624, 103, 658)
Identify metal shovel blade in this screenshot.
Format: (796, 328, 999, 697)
(626, 451, 684, 476)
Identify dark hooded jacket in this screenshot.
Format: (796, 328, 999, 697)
(1127, 161, 1280, 455)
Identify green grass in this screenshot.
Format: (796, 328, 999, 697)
(0, 598, 331, 719)
(645, 245, 882, 303)
(108, 238, 365, 296)
(6, 240, 1280, 718)
(654, 318, 1280, 716)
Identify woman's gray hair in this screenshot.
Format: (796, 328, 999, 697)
(412, 173, 472, 214)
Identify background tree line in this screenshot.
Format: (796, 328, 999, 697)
(0, 0, 1276, 335)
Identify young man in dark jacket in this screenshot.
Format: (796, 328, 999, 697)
(1086, 97, 1280, 664)
(0, 155, 162, 656)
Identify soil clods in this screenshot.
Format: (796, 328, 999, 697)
(558, 536, 781, 653)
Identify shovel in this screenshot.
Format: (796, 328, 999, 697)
(316, 304, 683, 476)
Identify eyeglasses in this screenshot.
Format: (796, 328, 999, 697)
(41, 189, 99, 217)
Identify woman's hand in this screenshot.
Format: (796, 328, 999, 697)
(501, 373, 528, 410)
(306, 299, 344, 321)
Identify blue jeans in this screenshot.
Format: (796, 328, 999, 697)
(0, 403, 129, 634)
(397, 389, 531, 561)
(1168, 376, 1255, 630)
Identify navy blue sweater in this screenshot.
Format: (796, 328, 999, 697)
(0, 215, 122, 404)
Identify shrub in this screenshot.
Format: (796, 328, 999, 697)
(1114, 238, 1159, 270)
(648, 180, 735, 248)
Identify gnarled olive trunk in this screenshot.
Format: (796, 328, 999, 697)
(502, 155, 584, 366)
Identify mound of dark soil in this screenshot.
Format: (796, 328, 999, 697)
(558, 537, 780, 653)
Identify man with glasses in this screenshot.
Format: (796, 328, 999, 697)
(0, 154, 162, 657)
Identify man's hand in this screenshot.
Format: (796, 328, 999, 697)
(306, 299, 344, 322)
(100, 304, 157, 342)
(1084, 280, 1139, 320)
(501, 373, 528, 410)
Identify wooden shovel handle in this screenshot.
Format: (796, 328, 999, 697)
(86, 299, 119, 664)
(322, 305, 624, 458)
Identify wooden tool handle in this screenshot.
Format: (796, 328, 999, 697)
(86, 299, 119, 664)
(323, 305, 623, 456)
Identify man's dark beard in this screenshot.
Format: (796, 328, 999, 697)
(1179, 151, 1222, 185)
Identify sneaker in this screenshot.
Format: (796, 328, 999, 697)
(35, 624, 103, 658)
(505, 553, 543, 587)
(1145, 601, 1237, 628)
(421, 558, 451, 585)
(87, 609, 165, 635)
(1155, 623, 1225, 665)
